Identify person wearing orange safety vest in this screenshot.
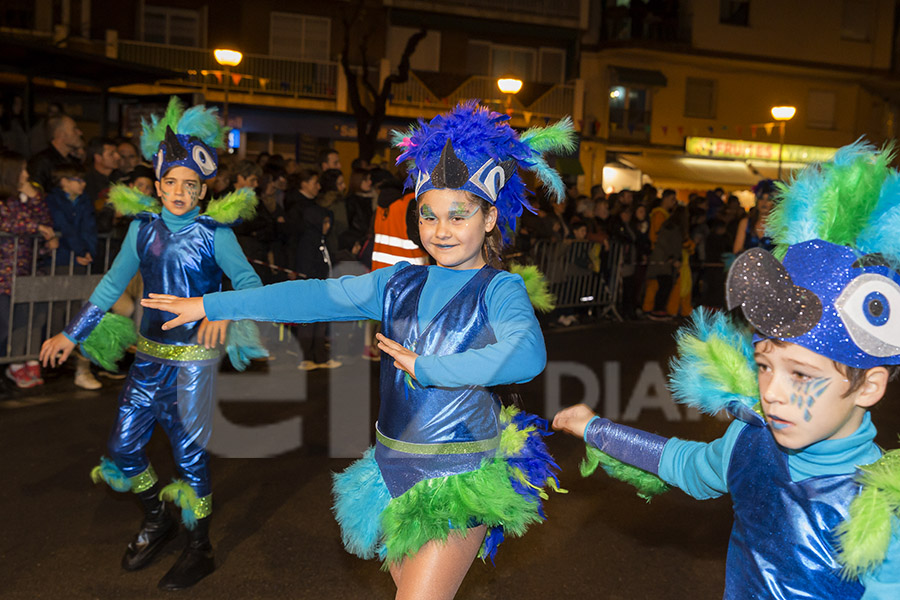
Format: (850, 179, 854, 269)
(370, 172, 427, 271)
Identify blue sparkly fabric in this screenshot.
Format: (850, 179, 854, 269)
(376, 264, 502, 497)
(584, 417, 667, 475)
(64, 302, 105, 343)
(726, 423, 864, 599)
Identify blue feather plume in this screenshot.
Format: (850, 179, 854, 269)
(332, 447, 391, 560)
(91, 456, 132, 492)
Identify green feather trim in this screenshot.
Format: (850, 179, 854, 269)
(509, 263, 556, 312)
(90, 456, 131, 492)
(520, 117, 577, 154)
(203, 188, 258, 224)
(108, 184, 160, 216)
(159, 480, 204, 529)
(580, 445, 670, 502)
(379, 458, 545, 566)
(835, 446, 900, 579)
(80, 313, 137, 372)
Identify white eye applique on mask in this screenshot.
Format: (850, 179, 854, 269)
(835, 272, 900, 357)
(192, 145, 216, 177)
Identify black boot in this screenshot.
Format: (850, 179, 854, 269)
(158, 516, 215, 591)
(122, 482, 178, 571)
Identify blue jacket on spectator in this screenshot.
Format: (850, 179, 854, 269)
(45, 187, 97, 266)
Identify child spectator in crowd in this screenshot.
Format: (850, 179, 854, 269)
(554, 141, 900, 598)
(46, 163, 102, 389)
(0, 151, 57, 388)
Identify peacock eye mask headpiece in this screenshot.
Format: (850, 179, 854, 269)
(140, 97, 226, 181)
(393, 101, 576, 242)
(726, 140, 900, 368)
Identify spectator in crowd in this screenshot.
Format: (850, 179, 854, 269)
(26, 113, 82, 192)
(284, 158, 298, 175)
(234, 161, 279, 285)
(232, 159, 261, 192)
(45, 163, 103, 389)
(256, 151, 270, 167)
(27, 102, 63, 157)
(610, 204, 640, 319)
(84, 137, 122, 207)
(1, 94, 29, 156)
(319, 167, 348, 247)
(207, 161, 231, 198)
(645, 204, 685, 320)
(116, 139, 141, 178)
(351, 156, 371, 171)
(641, 187, 677, 314)
(318, 147, 342, 173)
(46, 163, 96, 269)
(125, 164, 155, 198)
(345, 167, 376, 252)
(700, 217, 729, 308)
(284, 169, 322, 274)
(587, 196, 612, 244)
(733, 180, 776, 254)
(0, 151, 57, 388)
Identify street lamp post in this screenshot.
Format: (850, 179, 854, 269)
(770, 105, 796, 180)
(214, 48, 243, 126)
(497, 77, 523, 116)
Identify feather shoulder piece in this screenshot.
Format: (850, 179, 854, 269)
(108, 184, 160, 216)
(667, 308, 759, 418)
(509, 263, 556, 312)
(202, 188, 258, 225)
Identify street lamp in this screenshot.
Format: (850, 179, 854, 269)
(770, 105, 796, 180)
(497, 77, 523, 115)
(214, 48, 243, 125)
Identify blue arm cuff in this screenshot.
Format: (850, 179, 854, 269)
(63, 302, 105, 343)
(584, 417, 668, 475)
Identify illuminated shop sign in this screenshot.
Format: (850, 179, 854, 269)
(685, 137, 837, 163)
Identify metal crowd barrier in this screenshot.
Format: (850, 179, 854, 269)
(528, 239, 624, 320)
(1, 233, 114, 364)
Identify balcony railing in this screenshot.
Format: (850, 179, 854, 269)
(390, 73, 575, 121)
(117, 40, 338, 100)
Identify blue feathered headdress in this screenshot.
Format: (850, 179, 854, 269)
(393, 101, 576, 241)
(727, 139, 900, 367)
(141, 96, 226, 180)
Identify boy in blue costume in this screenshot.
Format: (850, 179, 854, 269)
(142, 102, 573, 599)
(41, 98, 264, 591)
(554, 141, 900, 599)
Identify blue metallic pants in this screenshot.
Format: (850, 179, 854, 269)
(107, 355, 217, 497)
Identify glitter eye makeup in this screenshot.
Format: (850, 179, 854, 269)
(449, 203, 480, 219)
(419, 205, 436, 219)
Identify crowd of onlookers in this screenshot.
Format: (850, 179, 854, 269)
(0, 97, 776, 391)
(513, 179, 776, 326)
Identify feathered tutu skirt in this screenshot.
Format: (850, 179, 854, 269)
(332, 406, 562, 566)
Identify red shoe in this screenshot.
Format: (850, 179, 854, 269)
(25, 361, 44, 386)
(5, 364, 38, 388)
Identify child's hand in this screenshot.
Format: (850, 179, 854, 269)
(40, 333, 76, 368)
(37, 225, 55, 240)
(197, 318, 230, 349)
(75, 254, 92, 266)
(376, 333, 418, 380)
(140, 294, 207, 330)
(552, 404, 598, 439)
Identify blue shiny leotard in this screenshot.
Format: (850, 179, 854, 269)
(375, 264, 501, 497)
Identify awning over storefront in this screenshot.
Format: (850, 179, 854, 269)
(609, 66, 668, 87)
(620, 154, 762, 190)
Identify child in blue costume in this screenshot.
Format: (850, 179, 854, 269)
(554, 141, 900, 599)
(141, 102, 574, 599)
(40, 98, 264, 591)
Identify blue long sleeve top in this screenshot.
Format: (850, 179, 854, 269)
(657, 413, 900, 598)
(204, 262, 546, 388)
(86, 207, 261, 312)
(45, 188, 97, 264)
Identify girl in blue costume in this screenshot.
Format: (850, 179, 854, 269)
(554, 141, 900, 599)
(40, 98, 265, 591)
(141, 102, 574, 599)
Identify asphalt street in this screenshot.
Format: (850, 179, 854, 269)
(3, 318, 898, 599)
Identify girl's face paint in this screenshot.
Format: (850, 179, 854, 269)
(417, 189, 497, 270)
(156, 166, 207, 216)
(754, 340, 867, 450)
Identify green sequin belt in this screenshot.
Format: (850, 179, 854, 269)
(375, 422, 500, 455)
(137, 335, 221, 362)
